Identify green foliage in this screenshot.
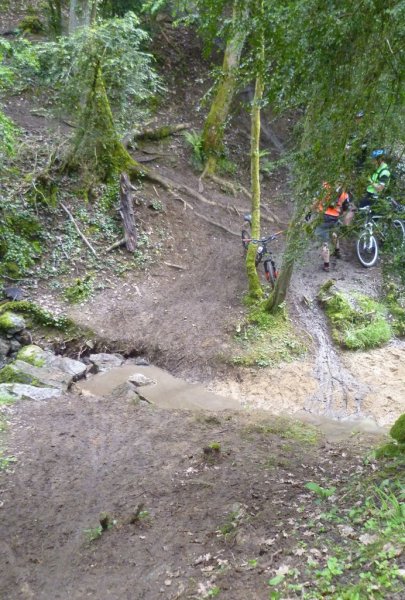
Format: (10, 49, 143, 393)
(0, 301, 72, 330)
(64, 276, 94, 304)
(84, 525, 103, 542)
(319, 286, 393, 350)
(305, 481, 336, 500)
(37, 13, 162, 132)
(0, 38, 37, 161)
(232, 300, 306, 367)
(18, 15, 45, 34)
(390, 414, 405, 444)
(183, 130, 205, 170)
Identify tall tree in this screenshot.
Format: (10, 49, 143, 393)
(39, 12, 161, 179)
(245, 0, 265, 299)
(201, 1, 248, 177)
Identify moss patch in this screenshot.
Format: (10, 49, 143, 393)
(232, 301, 307, 367)
(16, 345, 46, 368)
(245, 417, 321, 445)
(318, 283, 392, 350)
(0, 301, 72, 330)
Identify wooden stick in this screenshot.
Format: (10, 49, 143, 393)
(60, 203, 98, 257)
(163, 261, 186, 270)
(106, 238, 125, 252)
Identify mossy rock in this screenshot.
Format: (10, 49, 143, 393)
(0, 302, 71, 331)
(0, 312, 26, 335)
(16, 345, 46, 368)
(390, 414, 405, 443)
(18, 15, 44, 33)
(0, 364, 37, 386)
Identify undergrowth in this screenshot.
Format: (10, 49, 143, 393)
(232, 300, 307, 367)
(268, 439, 405, 599)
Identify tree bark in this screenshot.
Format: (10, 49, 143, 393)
(69, 0, 98, 33)
(67, 62, 136, 180)
(119, 173, 137, 252)
(246, 1, 264, 301)
(201, 2, 247, 176)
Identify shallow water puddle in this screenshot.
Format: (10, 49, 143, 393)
(76, 364, 240, 411)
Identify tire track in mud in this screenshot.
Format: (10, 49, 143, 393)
(292, 273, 370, 420)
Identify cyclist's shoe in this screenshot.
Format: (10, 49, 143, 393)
(333, 248, 342, 259)
(322, 263, 330, 272)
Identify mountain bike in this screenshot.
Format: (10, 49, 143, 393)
(242, 214, 282, 287)
(355, 198, 405, 267)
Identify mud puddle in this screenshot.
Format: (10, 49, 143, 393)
(76, 363, 240, 411)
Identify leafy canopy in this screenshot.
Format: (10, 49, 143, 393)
(37, 12, 162, 130)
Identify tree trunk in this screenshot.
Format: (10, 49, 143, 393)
(47, 0, 63, 37)
(265, 215, 305, 313)
(119, 173, 137, 252)
(67, 62, 136, 180)
(245, 3, 264, 301)
(69, 0, 97, 33)
(201, 2, 247, 176)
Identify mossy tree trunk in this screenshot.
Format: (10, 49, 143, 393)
(201, 2, 247, 176)
(265, 214, 305, 313)
(67, 62, 137, 181)
(69, 0, 98, 33)
(246, 9, 264, 301)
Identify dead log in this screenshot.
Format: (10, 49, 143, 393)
(135, 123, 191, 141)
(123, 123, 191, 147)
(119, 173, 137, 252)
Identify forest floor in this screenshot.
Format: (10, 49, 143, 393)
(0, 6, 404, 600)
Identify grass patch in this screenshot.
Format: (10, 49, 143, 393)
(318, 283, 392, 350)
(245, 417, 320, 445)
(232, 301, 307, 367)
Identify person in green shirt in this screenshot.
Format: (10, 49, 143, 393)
(359, 149, 391, 208)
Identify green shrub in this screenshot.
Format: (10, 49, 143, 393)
(390, 414, 405, 444)
(18, 15, 44, 34)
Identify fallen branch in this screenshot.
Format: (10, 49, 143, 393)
(60, 203, 98, 257)
(123, 123, 191, 147)
(106, 238, 125, 252)
(163, 261, 186, 270)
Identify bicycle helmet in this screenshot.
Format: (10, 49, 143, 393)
(371, 149, 385, 159)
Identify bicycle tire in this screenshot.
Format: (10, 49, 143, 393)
(264, 259, 277, 288)
(356, 231, 379, 267)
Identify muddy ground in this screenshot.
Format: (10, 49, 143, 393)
(0, 392, 384, 600)
(0, 6, 404, 600)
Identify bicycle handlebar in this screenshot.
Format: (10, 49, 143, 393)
(243, 230, 284, 244)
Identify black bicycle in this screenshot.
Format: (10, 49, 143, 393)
(356, 198, 405, 268)
(242, 214, 282, 287)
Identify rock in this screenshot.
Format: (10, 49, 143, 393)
(89, 353, 124, 372)
(2, 286, 25, 301)
(125, 357, 150, 366)
(17, 345, 87, 380)
(14, 330, 32, 346)
(0, 360, 73, 391)
(128, 373, 156, 387)
(9, 339, 22, 353)
(0, 337, 10, 358)
(106, 382, 140, 404)
(0, 383, 62, 401)
(0, 312, 26, 335)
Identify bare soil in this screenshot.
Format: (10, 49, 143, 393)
(0, 7, 404, 600)
(0, 393, 382, 600)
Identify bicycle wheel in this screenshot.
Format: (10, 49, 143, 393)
(356, 231, 379, 267)
(263, 259, 277, 287)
